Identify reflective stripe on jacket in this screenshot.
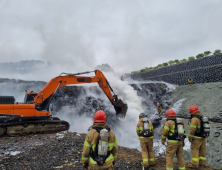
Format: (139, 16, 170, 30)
(81, 122, 118, 166)
(136, 118, 154, 138)
(161, 117, 185, 144)
(189, 112, 203, 140)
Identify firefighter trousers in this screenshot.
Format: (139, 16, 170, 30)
(191, 138, 206, 168)
(140, 138, 155, 167)
(166, 142, 185, 170)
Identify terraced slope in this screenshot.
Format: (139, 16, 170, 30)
(131, 54, 222, 85)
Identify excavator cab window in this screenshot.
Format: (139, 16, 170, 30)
(24, 94, 37, 104)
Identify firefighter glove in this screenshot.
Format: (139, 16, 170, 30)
(161, 141, 165, 145)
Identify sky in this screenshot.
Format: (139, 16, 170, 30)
(0, 0, 222, 79)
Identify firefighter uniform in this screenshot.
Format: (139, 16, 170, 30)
(188, 78, 193, 86)
(158, 105, 163, 117)
(188, 109, 206, 169)
(136, 117, 155, 168)
(81, 111, 118, 170)
(161, 110, 186, 170)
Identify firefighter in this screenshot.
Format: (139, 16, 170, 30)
(136, 113, 155, 170)
(188, 106, 207, 169)
(81, 110, 118, 170)
(188, 78, 193, 86)
(161, 109, 186, 170)
(157, 104, 163, 117)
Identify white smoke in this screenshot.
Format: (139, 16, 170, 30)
(52, 71, 144, 149)
(103, 72, 143, 148)
(0, 81, 44, 102)
(171, 98, 187, 113)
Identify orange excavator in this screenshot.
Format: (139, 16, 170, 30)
(0, 70, 128, 136)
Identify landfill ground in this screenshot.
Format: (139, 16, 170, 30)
(0, 131, 216, 170)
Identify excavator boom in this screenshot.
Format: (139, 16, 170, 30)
(34, 70, 128, 117)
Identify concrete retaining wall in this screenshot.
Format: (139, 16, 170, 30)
(131, 54, 222, 85)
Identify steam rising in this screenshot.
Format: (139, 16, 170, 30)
(53, 71, 143, 148)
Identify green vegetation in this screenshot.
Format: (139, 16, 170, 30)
(129, 48, 221, 75)
(214, 49, 221, 55)
(168, 60, 175, 65)
(174, 59, 179, 64)
(180, 58, 187, 62)
(204, 51, 211, 56)
(188, 56, 195, 61)
(196, 53, 204, 59)
(163, 63, 168, 66)
(145, 67, 149, 71)
(157, 64, 163, 67)
(140, 68, 146, 72)
(131, 71, 139, 74)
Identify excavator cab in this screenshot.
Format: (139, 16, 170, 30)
(24, 91, 38, 104)
(112, 96, 128, 118)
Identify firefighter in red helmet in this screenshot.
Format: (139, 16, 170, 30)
(81, 110, 118, 170)
(161, 109, 186, 170)
(188, 106, 208, 169)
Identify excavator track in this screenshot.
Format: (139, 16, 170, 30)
(0, 117, 70, 136)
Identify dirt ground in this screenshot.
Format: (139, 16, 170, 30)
(0, 132, 216, 170)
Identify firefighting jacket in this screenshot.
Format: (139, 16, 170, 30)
(188, 111, 203, 141)
(81, 122, 118, 166)
(158, 106, 163, 114)
(161, 117, 185, 144)
(136, 118, 154, 138)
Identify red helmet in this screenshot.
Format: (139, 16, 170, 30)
(166, 109, 176, 117)
(158, 104, 160, 106)
(189, 106, 199, 114)
(94, 110, 106, 122)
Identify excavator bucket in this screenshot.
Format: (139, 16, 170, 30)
(113, 99, 128, 118)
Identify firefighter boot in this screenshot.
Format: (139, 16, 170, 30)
(188, 163, 199, 170)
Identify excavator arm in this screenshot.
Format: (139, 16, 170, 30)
(33, 70, 128, 118)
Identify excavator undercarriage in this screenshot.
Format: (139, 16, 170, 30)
(0, 117, 70, 136)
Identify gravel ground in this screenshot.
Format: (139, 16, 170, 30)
(0, 132, 143, 170)
(0, 132, 215, 170)
(171, 81, 222, 119)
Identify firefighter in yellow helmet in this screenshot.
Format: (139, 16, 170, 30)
(136, 113, 155, 170)
(161, 109, 186, 170)
(188, 78, 193, 86)
(157, 104, 163, 117)
(188, 106, 209, 169)
(81, 110, 118, 170)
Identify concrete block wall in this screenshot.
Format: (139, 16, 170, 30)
(131, 54, 222, 85)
